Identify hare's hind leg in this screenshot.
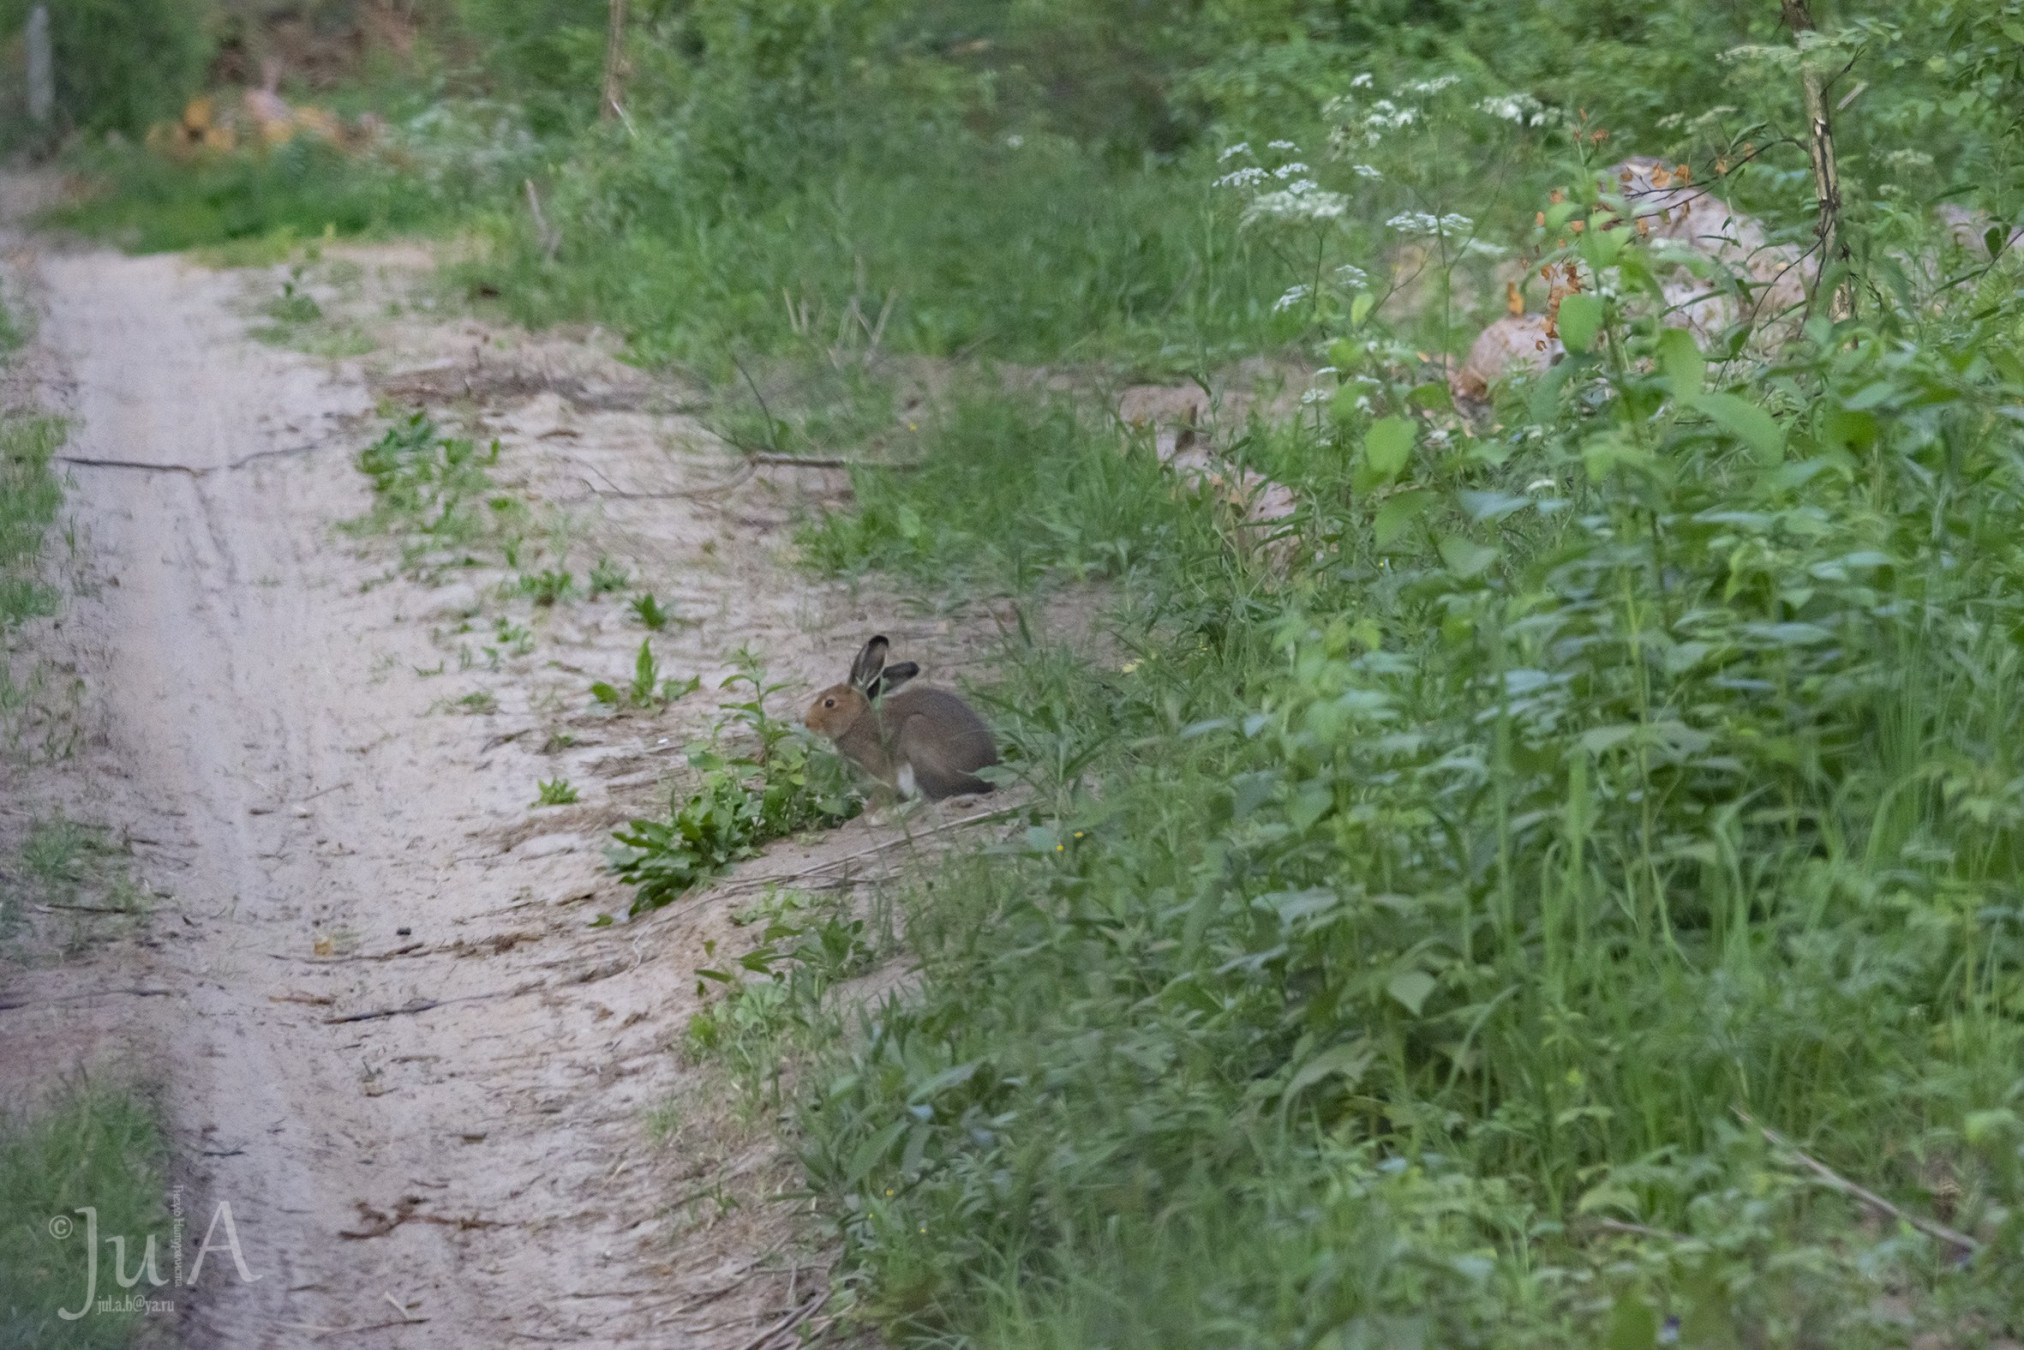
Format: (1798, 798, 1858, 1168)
(897, 725, 994, 800)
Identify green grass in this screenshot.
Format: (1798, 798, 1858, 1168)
(0, 1082, 171, 1349)
(0, 410, 63, 631)
(763, 199, 2024, 1343)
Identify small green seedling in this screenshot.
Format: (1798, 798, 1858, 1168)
(534, 777, 580, 806)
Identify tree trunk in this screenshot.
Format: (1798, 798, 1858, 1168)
(1780, 0, 1852, 319)
(26, 5, 52, 125)
(601, 0, 627, 121)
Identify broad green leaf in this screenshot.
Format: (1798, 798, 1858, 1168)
(1966, 1108, 2021, 1146)
(1374, 488, 1435, 548)
(590, 681, 622, 705)
(1656, 327, 1704, 400)
(1458, 489, 1529, 523)
(1557, 293, 1604, 352)
(1327, 338, 1358, 369)
(1407, 381, 1453, 412)
(1350, 291, 1376, 327)
(1387, 969, 1437, 1016)
(908, 1061, 979, 1104)
(1438, 535, 1498, 579)
(846, 1117, 910, 1185)
(1283, 1038, 1375, 1102)
(1362, 417, 1417, 483)
(1690, 392, 1784, 462)
(1580, 724, 1639, 754)
(1607, 1295, 1660, 1350)
(1329, 383, 1365, 426)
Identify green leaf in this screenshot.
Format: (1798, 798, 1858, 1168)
(1437, 535, 1498, 579)
(1407, 381, 1453, 412)
(1387, 969, 1437, 1016)
(1965, 1108, 2021, 1146)
(1350, 291, 1376, 327)
(1329, 383, 1365, 426)
(1362, 417, 1416, 483)
(1374, 489, 1435, 548)
(590, 681, 621, 705)
(1283, 1039, 1375, 1103)
(846, 1117, 910, 1185)
(1556, 293, 1604, 353)
(1689, 392, 1784, 462)
(1606, 1294, 1660, 1350)
(1656, 327, 1704, 400)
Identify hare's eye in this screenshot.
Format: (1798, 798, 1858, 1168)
(823, 697, 836, 708)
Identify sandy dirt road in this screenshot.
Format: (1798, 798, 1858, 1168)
(1, 227, 993, 1345)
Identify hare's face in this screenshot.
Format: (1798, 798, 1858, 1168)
(804, 683, 869, 739)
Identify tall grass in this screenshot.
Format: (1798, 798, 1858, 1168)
(0, 1082, 171, 1349)
(781, 199, 2024, 1340)
(0, 408, 63, 631)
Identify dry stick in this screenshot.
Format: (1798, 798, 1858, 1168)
(731, 1294, 824, 1350)
(600, 0, 628, 122)
(56, 440, 329, 477)
(524, 179, 562, 262)
(1779, 0, 1853, 319)
(1737, 1109, 1981, 1254)
(0, 985, 171, 1012)
(322, 988, 519, 1025)
(707, 804, 1021, 897)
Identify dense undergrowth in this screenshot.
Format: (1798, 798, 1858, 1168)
(20, 0, 2024, 1344)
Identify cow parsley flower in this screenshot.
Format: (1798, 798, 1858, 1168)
(1387, 211, 1474, 238)
(1245, 181, 1350, 225)
(1350, 73, 1375, 89)
(1267, 139, 1300, 152)
(1351, 163, 1383, 180)
(1272, 162, 1313, 179)
(1478, 93, 1555, 127)
(1214, 166, 1269, 190)
(1219, 142, 1254, 162)
(1334, 264, 1368, 287)
(1273, 284, 1313, 313)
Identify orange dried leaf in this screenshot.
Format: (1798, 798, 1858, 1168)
(1506, 282, 1525, 316)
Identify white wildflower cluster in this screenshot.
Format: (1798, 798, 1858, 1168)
(1299, 387, 1328, 406)
(1272, 162, 1313, 179)
(1245, 180, 1350, 225)
(1273, 284, 1314, 313)
(1406, 75, 1461, 95)
(1215, 166, 1269, 190)
(1387, 211, 1474, 238)
(1219, 142, 1253, 162)
(1267, 139, 1301, 152)
(1350, 73, 1375, 89)
(398, 101, 539, 193)
(1333, 263, 1368, 287)
(1350, 163, 1382, 180)
(1478, 92, 1556, 127)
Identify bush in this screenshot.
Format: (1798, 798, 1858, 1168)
(0, 0, 216, 141)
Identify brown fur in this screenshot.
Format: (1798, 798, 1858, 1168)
(804, 637, 998, 799)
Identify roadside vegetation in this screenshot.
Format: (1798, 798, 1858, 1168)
(0, 1082, 172, 1350)
(15, 0, 2024, 1343)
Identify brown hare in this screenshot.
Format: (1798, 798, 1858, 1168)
(803, 636, 998, 799)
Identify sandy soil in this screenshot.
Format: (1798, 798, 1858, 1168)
(0, 216, 1011, 1345)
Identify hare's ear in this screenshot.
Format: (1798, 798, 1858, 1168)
(849, 636, 890, 692)
(869, 661, 919, 699)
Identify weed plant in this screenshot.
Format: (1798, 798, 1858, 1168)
(608, 658, 862, 917)
(780, 166, 2024, 1343)
(0, 412, 62, 632)
(350, 411, 522, 572)
(0, 1082, 170, 1349)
